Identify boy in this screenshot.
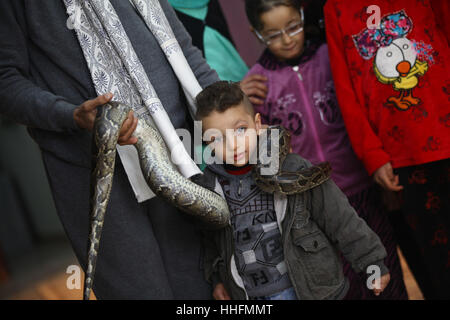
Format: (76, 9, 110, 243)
(195, 81, 390, 300)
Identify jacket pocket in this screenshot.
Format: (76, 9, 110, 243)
(293, 231, 342, 287)
(293, 231, 327, 252)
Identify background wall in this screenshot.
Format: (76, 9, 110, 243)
(219, 0, 265, 67)
(0, 116, 72, 297)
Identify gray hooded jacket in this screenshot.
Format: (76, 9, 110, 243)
(196, 153, 389, 300)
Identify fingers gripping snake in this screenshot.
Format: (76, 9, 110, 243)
(85, 103, 331, 300)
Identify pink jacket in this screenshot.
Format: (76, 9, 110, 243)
(247, 43, 372, 196)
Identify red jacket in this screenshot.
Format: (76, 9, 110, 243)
(324, 0, 450, 175)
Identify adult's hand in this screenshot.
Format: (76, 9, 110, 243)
(373, 162, 404, 192)
(73, 93, 138, 146)
(240, 74, 268, 105)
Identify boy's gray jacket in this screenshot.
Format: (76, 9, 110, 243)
(196, 154, 389, 300)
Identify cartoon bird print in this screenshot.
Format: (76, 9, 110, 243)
(353, 10, 431, 111)
(374, 37, 428, 110)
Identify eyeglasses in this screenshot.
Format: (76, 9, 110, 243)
(255, 8, 304, 46)
(255, 9, 305, 46)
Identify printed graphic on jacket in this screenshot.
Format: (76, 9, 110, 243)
(353, 10, 433, 111)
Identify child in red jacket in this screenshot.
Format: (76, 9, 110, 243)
(324, 0, 450, 299)
(243, 0, 407, 299)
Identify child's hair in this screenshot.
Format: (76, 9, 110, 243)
(195, 81, 254, 120)
(245, 0, 302, 31)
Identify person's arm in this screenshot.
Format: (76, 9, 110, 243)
(284, 153, 388, 277)
(160, 0, 219, 89)
(323, 1, 390, 176)
(0, 1, 80, 133)
(309, 176, 391, 295)
(309, 176, 388, 276)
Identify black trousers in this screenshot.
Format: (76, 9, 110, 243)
(393, 158, 450, 299)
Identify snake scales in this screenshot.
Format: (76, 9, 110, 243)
(253, 124, 332, 195)
(84, 102, 230, 300)
(84, 102, 331, 300)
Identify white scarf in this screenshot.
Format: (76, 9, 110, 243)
(63, 0, 204, 202)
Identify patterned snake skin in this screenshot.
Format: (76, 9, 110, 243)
(84, 105, 331, 300)
(253, 125, 332, 195)
(84, 102, 230, 300)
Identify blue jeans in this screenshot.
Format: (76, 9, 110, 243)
(251, 287, 298, 300)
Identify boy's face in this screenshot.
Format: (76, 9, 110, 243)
(202, 102, 262, 167)
(257, 5, 305, 62)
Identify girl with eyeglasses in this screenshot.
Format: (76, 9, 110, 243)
(243, 0, 408, 300)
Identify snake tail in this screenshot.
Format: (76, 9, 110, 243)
(84, 102, 130, 300)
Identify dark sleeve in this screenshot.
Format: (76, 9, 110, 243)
(160, 0, 219, 89)
(309, 176, 389, 276)
(0, 1, 80, 132)
(201, 229, 224, 288)
(283, 153, 388, 276)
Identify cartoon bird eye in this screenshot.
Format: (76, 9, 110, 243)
(403, 44, 409, 50)
(386, 51, 393, 57)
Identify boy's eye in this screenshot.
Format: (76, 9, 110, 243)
(235, 127, 246, 135)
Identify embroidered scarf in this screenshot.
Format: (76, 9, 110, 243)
(63, 0, 203, 202)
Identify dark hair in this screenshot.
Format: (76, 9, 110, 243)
(195, 81, 254, 120)
(245, 0, 302, 31)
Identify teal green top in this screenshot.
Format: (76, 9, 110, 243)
(169, 1, 249, 82)
(168, 0, 209, 9)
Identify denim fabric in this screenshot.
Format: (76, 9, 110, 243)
(251, 287, 298, 300)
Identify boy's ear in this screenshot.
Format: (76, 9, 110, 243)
(255, 113, 262, 135)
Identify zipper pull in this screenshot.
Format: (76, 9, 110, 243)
(238, 179, 242, 197)
(293, 66, 303, 81)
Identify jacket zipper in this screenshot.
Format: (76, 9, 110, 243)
(293, 66, 303, 81)
(232, 178, 248, 298)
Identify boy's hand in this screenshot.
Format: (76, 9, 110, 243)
(213, 283, 231, 300)
(372, 273, 391, 296)
(240, 74, 268, 105)
(74, 93, 138, 146)
(374, 162, 404, 192)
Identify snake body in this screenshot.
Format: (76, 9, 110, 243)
(84, 105, 331, 300)
(84, 102, 230, 300)
(253, 125, 332, 195)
